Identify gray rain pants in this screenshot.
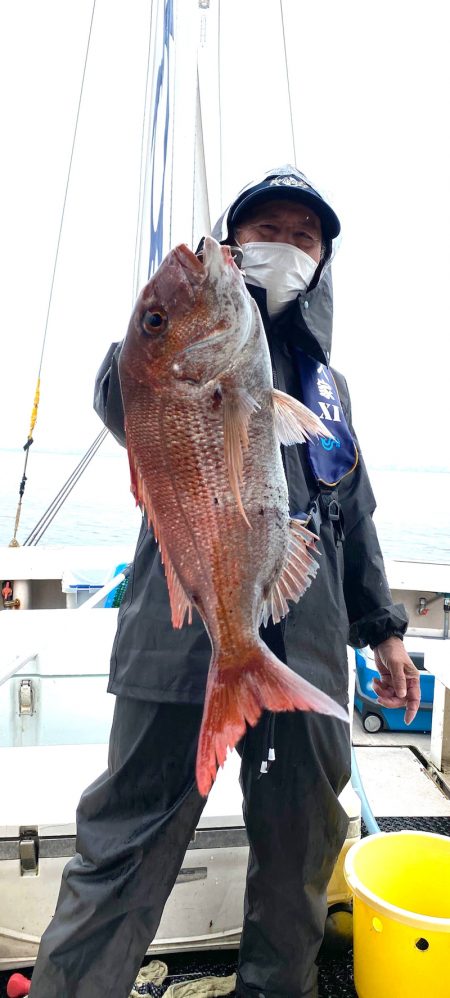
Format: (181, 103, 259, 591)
(29, 698, 350, 998)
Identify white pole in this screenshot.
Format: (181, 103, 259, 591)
(78, 570, 128, 611)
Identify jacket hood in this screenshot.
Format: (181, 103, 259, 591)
(211, 165, 340, 364)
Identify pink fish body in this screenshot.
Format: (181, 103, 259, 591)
(119, 237, 348, 795)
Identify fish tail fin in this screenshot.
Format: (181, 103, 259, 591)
(196, 646, 348, 796)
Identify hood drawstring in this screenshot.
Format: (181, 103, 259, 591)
(259, 712, 276, 775)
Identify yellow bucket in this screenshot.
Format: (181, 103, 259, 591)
(344, 831, 450, 998)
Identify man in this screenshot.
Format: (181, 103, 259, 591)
(29, 167, 420, 998)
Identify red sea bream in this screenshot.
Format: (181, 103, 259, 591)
(119, 237, 348, 795)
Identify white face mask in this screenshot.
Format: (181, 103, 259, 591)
(240, 241, 318, 318)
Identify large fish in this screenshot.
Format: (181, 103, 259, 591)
(119, 237, 348, 796)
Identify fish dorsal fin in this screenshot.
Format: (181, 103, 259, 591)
(272, 388, 335, 445)
(126, 434, 192, 629)
(223, 386, 260, 528)
(261, 518, 320, 627)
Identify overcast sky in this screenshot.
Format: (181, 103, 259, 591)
(1, 0, 449, 476)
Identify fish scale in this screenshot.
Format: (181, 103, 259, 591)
(133, 394, 268, 645)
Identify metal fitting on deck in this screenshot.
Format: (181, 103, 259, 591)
(1, 580, 20, 609)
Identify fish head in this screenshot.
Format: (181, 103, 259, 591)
(119, 237, 254, 389)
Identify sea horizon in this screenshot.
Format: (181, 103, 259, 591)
(2, 444, 450, 476)
(1, 448, 449, 564)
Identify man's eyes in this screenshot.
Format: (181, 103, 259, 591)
(256, 223, 316, 240)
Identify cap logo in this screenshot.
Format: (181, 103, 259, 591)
(269, 176, 310, 190)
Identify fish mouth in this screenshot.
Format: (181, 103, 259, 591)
(184, 239, 246, 356)
(173, 238, 235, 281)
(171, 238, 248, 374)
(172, 244, 206, 284)
(202, 236, 236, 279)
(172, 237, 240, 287)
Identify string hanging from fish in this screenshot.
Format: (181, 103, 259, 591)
(119, 237, 349, 796)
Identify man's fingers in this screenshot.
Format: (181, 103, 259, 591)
(374, 663, 391, 679)
(376, 694, 403, 708)
(373, 691, 421, 726)
(372, 678, 396, 697)
(405, 702, 420, 725)
(405, 678, 421, 724)
(405, 675, 421, 724)
(373, 639, 422, 726)
(407, 673, 421, 695)
(388, 662, 408, 699)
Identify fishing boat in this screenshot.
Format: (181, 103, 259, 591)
(1, 0, 449, 982)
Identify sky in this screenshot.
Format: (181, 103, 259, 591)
(1, 0, 449, 480)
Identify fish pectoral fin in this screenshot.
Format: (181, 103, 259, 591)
(126, 439, 192, 629)
(272, 388, 335, 445)
(261, 518, 320, 627)
(223, 386, 260, 528)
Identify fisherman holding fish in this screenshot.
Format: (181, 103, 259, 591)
(30, 167, 420, 998)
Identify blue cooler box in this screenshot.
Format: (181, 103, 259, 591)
(354, 647, 434, 733)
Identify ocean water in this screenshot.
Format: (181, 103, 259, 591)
(0, 448, 449, 564)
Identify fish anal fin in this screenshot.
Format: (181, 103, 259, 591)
(162, 553, 193, 629)
(272, 388, 335, 445)
(261, 518, 320, 627)
(126, 439, 192, 629)
(223, 386, 260, 527)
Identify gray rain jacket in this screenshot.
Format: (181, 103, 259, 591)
(94, 172, 408, 707)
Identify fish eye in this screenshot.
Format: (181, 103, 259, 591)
(141, 309, 168, 336)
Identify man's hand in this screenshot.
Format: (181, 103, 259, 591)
(372, 636, 421, 725)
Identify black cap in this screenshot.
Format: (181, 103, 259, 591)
(228, 169, 341, 241)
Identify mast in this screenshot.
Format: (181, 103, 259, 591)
(133, 0, 217, 298)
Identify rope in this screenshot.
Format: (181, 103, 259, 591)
(9, 0, 97, 546)
(23, 427, 108, 546)
(111, 575, 130, 608)
(129, 959, 236, 997)
(280, 0, 297, 165)
(217, 0, 223, 210)
(167, 0, 175, 257)
(132, 0, 155, 303)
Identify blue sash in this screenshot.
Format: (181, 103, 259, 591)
(294, 348, 358, 487)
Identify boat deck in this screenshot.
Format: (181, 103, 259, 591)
(353, 712, 450, 818)
(1, 717, 449, 998)
(1, 561, 449, 995)
(0, 949, 357, 998)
